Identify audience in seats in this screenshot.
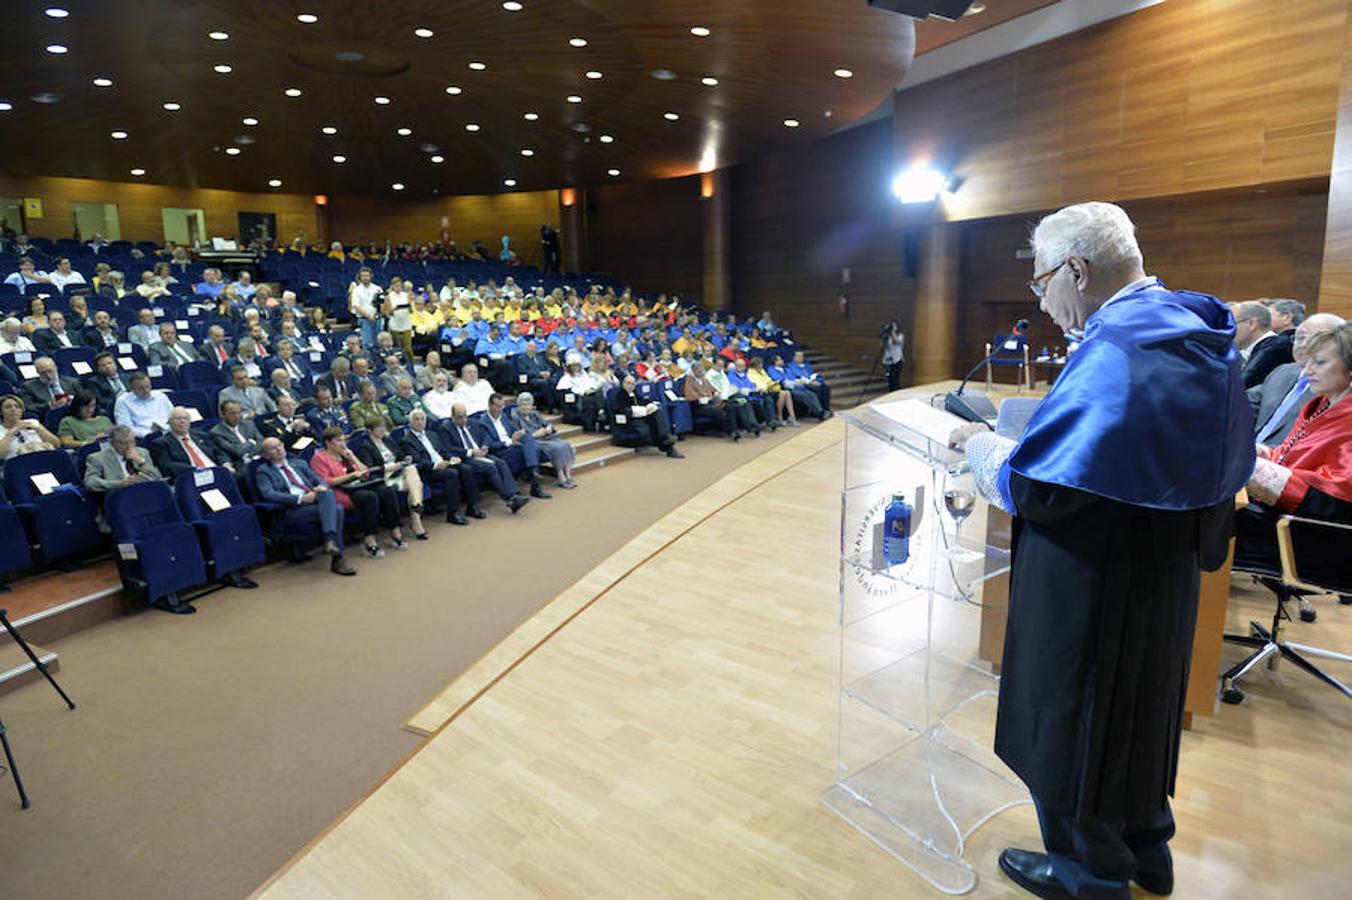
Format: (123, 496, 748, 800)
(1234, 300, 1294, 389)
(84, 425, 162, 495)
(445, 403, 531, 513)
(127, 308, 159, 349)
(255, 438, 355, 576)
(136, 269, 171, 300)
(57, 391, 113, 448)
(608, 375, 684, 459)
(451, 363, 495, 415)
(257, 395, 316, 453)
(153, 407, 228, 479)
(83, 310, 122, 349)
(148, 322, 200, 370)
(787, 350, 832, 417)
(307, 385, 352, 434)
(21, 297, 50, 333)
(86, 352, 131, 416)
(510, 392, 576, 488)
(210, 400, 265, 468)
(2, 317, 36, 354)
(402, 408, 477, 524)
(203, 325, 235, 366)
(311, 426, 408, 556)
(479, 393, 551, 499)
(355, 420, 428, 540)
(747, 357, 797, 427)
(0, 394, 60, 459)
(556, 358, 604, 431)
(683, 361, 739, 440)
(386, 377, 422, 425)
(415, 350, 451, 391)
(1250, 313, 1345, 447)
(20, 356, 80, 418)
(707, 356, 761, 437)
(348, 381, 393, 430)
(316, 357, 360, 403)
(420, 372, 457, 421)
(32, 311, 80, 352)
(219, 365, 276, 420)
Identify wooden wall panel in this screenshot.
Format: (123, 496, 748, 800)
(0, 175, 317, 247)
(1319, 0, 1352, 319)
(897, 0, 1348, 224)
(583, 175, 704, 300)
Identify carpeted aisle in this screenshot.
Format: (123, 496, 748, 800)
(0, 426, 812, 900)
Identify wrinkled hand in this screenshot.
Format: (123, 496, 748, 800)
(949, 421, 989, 451)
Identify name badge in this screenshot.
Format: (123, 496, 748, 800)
(194, 469, 216, 487)
(518, 374, 528, 383)
(118, 342, 132, 353)
(147, 364, 163, 377)
(176, 320, 190, 330)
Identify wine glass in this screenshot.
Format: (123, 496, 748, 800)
(942, 488, 979, 561)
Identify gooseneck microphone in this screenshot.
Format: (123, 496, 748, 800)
(943, 319, 1030, 424)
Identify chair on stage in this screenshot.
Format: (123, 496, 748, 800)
(984, 332, 1031, 392)
(1224, 509, 1352, 704)
(105, 481, 207, 613)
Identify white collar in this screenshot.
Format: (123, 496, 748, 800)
(1101, 275, 1159, 309)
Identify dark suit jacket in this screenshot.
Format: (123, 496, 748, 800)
(265, 355, 312, 382)
(208, 419, 265, 465)
(257, 413, 316, 452)
(83, 371, 133, 416)
(354, 435, 405, 471)
(82, 325, 123, 349)
(1247, 362, 1308, 447)
(400, 426, 460, 472)
(1242, 332, 1294, 389)
(150, 428, 228, 479)
(201, 340, 236, 367)
(32, 328, 82, 353)
(19, 375, 82, 416)
(441, 420, 485, 458)
(254, 457, 325, 506)
(471, 415, 516, 453)
(314, 372, 361, 401)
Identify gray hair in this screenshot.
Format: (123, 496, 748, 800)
(1235, 301, 1271, 329)
(2, 316, 22, 331)
(1031, 201, 1143, 275)
(1270, 299, 1306, 327)
(237, 337, 257, 353)
(109, 425, 135, 442)
(516, 391, 534, 406)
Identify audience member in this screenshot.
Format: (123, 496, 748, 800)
(255, 438, 355, 575)
(20, 356, 80, 417)
(401, 409, 477, 524)
(127, 308, 159, 349)
(683, 361, 739, 440)
(450, 363, 495, 415)
(306, 385, 352, 434)
(202, 325, 235, 367)
(218, 365, 276, 420)
(114, 372, 173, 438)
(316, 357, 360, 403)
(83, 424, 162, 496)
(46, 257, 87, 291)
(148, 322, 201, 369)
(1268, 299, 1306, 336)
(84, 352, 130, 416)
(4, 257, 50, 288)
(747, 357, 796, 427)
(1250, 313, 1346, 447)
(444, 403, 531, 513)
(608, 375, 683, 458)
(57, 391, 113, 448)
(32, 311, 80, 352)
(0, 394, 60, 459)
(1234, 300, 1294, 389)
(153, 407, 228, 478)
(1, 317, 37, 354)
(348, 381, 392, 430)
(510, 392, 576, 488)
(257, 395, 316, 453)
(353, 420, 427, 539)
(556, 359, 604, 431)
(311, 426, 407, 556)
(477, 393, 551, 499)
(82, 310, 122, 349)
(210, 400, 265, 466)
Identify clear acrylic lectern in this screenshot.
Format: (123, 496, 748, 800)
(821, 400, 1030, 894)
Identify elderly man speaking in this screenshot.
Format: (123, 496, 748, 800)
(959, 202, 1254, 899)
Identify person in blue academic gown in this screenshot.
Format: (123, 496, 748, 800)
(962, 202, 1254, 900)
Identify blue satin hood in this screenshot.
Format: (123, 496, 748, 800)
(1001, 285, 1255, 510)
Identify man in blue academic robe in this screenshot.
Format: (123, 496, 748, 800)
(963, 202, 1254, 900)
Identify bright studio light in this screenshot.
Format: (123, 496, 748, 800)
(891, 166, 948, 204)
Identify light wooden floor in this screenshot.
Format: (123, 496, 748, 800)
(255, 386, 1352, 899)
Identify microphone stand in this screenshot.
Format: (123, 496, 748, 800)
(0, 608, 77, 809)
(944, 322, 1029, 424)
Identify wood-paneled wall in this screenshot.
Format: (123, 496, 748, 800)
(0, 175, 318, 247)
(1319, 0, 1352, 319)
(896, 0, 1348, 223)
(582, 176, 705, 300)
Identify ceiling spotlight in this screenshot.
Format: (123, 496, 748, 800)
(0, 102, 12, 112)
(651, 69, 677, 81)
(225, 147, 242, 155)
(110, 130, 128, 139)
(445, 85, 463, 95)
(208, 30, 229, 40)
(130, 168, 146, 176)
(242, 116, 259, 125)
(162, 101, 181, 111)
(569, 37, 587, 48)
(374, 96, 391, 104)
(213, 64, 232, 73)
(566, 94, 582, 103)
(690, 26, 710, 37)
(503, 1, 524, 10)
(397, 127, 413, 136)
(784, 119, 800, 128)
(520, 149, 534, 157)
(465, 123, 480, 132)
(45, 7, 69, 17)
(833, 68, 854, 79)
(45, 44, 68, 54)
(468, 61, 487, 71)
(430, 155, 444, 163)
(663, 111, 680, 121)
(599, 134, 614, 143)
(268, 178, 282, 188)
(332, 154, 346, 163)
(585, 70, 603, 80)
(892, 166, 949, 203)
(297, 13, 318, 24)
(414, 27, 434, 38)
(92, 77, 113, 87)
(701, 76, 719, 86)
(504, 178, 517, 187)
(571, 122, 592, 133)
(523, 112, 539, 121)
(284, 87, 303, 97)
(321, 125, 337, 135)
(391, 182, 405, 191)
(607, 168, 621, 177)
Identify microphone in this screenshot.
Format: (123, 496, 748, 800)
(943, 319, 1031, 424)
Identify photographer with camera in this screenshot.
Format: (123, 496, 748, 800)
(882, 321, 906, 392)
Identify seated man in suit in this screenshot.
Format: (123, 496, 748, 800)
(210, 399, 265, 467)
(475, 392, 550, 499)
(32, 310, 82, 352)
(84, 351, 132, 417)
(267, 366, 306, 405)
(20, 355, 81, 418)
(315, 357, 361, 404)
(1235, 300, 1294, 389)
(82, 309, 122, 349)
(147, 322, 201, 370)
(514, 341, 557, 411)
(257, 394, 317, 453)
(607, 374, 683, 459)
(152, 406, 229, 478)
(217, 364, 276, 420)
(376, 354, 408, 398)
(201, 324, 235, 368)
(1250, 312, 1345, 447)
(306, 384, 352, 434)
(267, 339, 312, 387)
(228, 337, 265, 381)
(254, 437, 355, 575)
(84, 424, 164, 495)
(401, 408, 476, 524)
(444, 402, 530, 514)
(126, 308, 159, 349)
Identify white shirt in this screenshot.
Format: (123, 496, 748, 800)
(412, 428, 443, 464)
(422, 389, 457, 420)
(450, 379, 494, 415)
(51, 329, 75, 348)
(1100, 276, 1159, 311)
(487, 413, 511, 443)
(1241, 330, 1278, 362)
(386, 290, 412, 331)
(349, 282, 382, 318)
(0, 334, 36, 354)
(49, 270, 87, 289)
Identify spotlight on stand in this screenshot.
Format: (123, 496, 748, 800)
(891, 166, 950, 204)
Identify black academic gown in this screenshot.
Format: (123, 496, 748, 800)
(995, 472, 1233, 825)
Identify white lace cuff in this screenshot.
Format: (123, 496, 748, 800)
(966, 431, 1017, 514)
(1246, 457, 1291, 506)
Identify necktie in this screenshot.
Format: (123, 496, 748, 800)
(182, 435, 210, 468)
(174, 343, 189, 363)
(281, 464, 307, 491)
(111, 376, 125, 394)
(217, 344, 228, 362)
(337, 380, 347, 400)
(460, 426, 477, 450)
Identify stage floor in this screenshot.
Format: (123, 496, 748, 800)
(255, 385, 1352, 899)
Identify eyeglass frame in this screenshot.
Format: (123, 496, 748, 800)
(1027, 260, 1066, 299)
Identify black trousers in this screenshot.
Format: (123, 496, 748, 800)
(803, 380, 831, 411)
(886, 361, 903, 392)
(464, 455, 517, 500)
(692, 401, 735, 436)
(632, 407, 674, 447)
(349, 483, 400, 536)
(422, 464, 477, 510)
(725, 397, 759, 433)
(1034, 795, 1173, 899)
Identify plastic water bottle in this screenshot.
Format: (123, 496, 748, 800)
(883, 492, 912, 566)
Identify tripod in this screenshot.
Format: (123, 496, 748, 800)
(0, 608, 76, 809)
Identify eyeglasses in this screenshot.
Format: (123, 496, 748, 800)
(1027, 261, 1066, 299)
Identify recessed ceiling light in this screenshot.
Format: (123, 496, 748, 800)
(110, 130, 128, 139)
(965, 2, 987, 14)
(414, 27, 434, 38)
(566, 94, 582, 103)
(520, 148, 534, 157)
(465, 123, 480, 132)
(651, 69, 677, 81)
(391, 182, 405, 191)
(45, 44, 68, 54)
(445, 85, 463, 95)
(30, 92, 60, 104)
(430, 155, 444, 164)
(0, 102, 12, 112)
(569, 37, 587, 48)
(833, 68, 854, 79)
(268, 178, 282, 188)
(523, 112, 539, 121)
(321, 125, 337, 135)
(208, 30, 229, 40)
(332, 154, 346, 163)
(585, 70, 603, 80)
(92, 77, 113, 87)
(213, 64, 232, 73)
(504, 178, 517, 187)
(420, 143, 439, 153)
(663, 111, 680, 121)
(690, 26, 710, 37)
(242, 116, 259, 126)
(226, 147, 242, 155)
(503, 1, 524, 10)
(45, 7, 69, 17)
(571, 122, 592, 133)
(468, 61, 487, 71)
(284, 87, 303, 97)
(297, 13, 318, 24)
(162, 101, 181, 111)
(701, 76, 719, 86)
(607, 168, 620, 177)
(130, 168, 146, 176)
(396, 127, 412, 136)
(599, 134, 614, 144)
(783, 118, 800, 128)
(374, 96, 391, 105)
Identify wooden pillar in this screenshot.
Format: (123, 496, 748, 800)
(1318, 0, 1352, 319)
(912, 221, 960, 383)
(701, 170, 731, 311)
(559, 188, 583, 273)
(313, 198, 331, 248)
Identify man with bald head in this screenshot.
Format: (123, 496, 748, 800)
(1233, 300, 1293, 388)
(1249, 311, 1346, 447)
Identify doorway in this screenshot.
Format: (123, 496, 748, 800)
(0, 196, 24, 246)
(70, 202, 122, 241)
(162, 207, 206, 246)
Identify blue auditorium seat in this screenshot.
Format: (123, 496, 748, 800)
(0, 494, 34, 587)
(3, 450, 105, 566)
(174, 466, 266, 582)
(104, 480, 207, 607)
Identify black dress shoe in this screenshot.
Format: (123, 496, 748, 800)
(1133, 845, 1174, 895)
(414, 530, 431, 540)
(665, 446, 684, 459)
(447, 513, 469, 526)
(224, 573, 259, 589)
(466, 505, 487, 519)
(530, 484, 552, 499)
(153, 595, 197, 615)
(330, 556, 357, 576)
(998, 849, 1072, 899)
(507, 495, 530, 514)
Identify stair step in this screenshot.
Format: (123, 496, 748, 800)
(569, 444, 642, 474)
(0, 640, 60, 699)
(566, 432, 614, 453)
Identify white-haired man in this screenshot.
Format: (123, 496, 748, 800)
(957, 201, 1253, 900)
(1250, 311, 1346, 448)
